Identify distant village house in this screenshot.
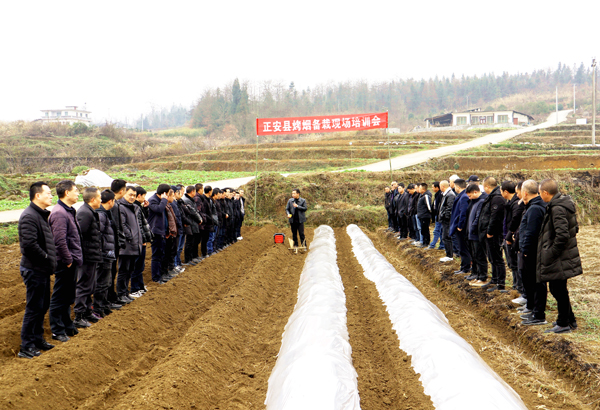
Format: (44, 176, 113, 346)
(39, 106, 92, 125)
(424, 108, 534, 128)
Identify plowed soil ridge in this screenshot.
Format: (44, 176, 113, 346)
(372, 229, 594, 410)
(335, 228, 434, 410)
(0, 225, 306, 410)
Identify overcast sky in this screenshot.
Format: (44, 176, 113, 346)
(1, 0, 596, 123)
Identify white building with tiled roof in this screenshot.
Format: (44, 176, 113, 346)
(39, 106, 92, 125)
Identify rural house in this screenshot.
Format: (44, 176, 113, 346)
(39, 106, 92, 125)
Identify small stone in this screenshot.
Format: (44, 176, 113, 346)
(383, 396, 391, 404)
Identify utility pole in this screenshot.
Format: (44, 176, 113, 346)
(573, 83, 576, 114)
(593, 58, 597, 146)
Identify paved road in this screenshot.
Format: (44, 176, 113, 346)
(0, 110, 569, 223)
(348, 110, 571, 172)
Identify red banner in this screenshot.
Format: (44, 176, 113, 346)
(256, 112, 388, 136)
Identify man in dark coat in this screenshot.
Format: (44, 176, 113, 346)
(438, 180, 456, 262)
(416, 183, 433, 248)
(148, 184, 170, 283)
(502, 181, 524, 296)
(17, 182, 57, 358)
(117, 186, 143, 302)
(449, 179, 472, 274)
(384, 186, 394, 231)
(49, 180, 83, 336)
(465, 184, 488, 285)
(196, 186, 214, 258)
(108, 179, 127, 303)
(95, 190, 121, 315)
(394, 183, 409, 239)
(478, 177, 507, 292)
(518, 180, 548, 326)
(131, 187, 152, 295)
(182, 186, 202, 263)
(286, 188, 307, 248)
(74, 188, 103, 326)
(429, 181, 445, 250)
(537, 179, 583, 333)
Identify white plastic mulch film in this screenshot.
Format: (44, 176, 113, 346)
(74, 169, 114, 188)
(346, 225, 527, 410)
(265, 225, 361, 410)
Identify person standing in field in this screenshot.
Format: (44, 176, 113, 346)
(286, 188, 307, 249)
(17, 182, 57, 358)
(537, 179, 582, 333)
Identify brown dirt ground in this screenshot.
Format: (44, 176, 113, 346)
(372, 228, 600, 410)
(435, 155, 600, 171)
(335, 228, 434, 410)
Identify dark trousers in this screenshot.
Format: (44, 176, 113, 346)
(521, 254, 547, 320)
(456, 229, 472, 272)
(485, 236, 506, 285)
(184, 233, 196, 262)
(108, 249, 119, 303)
(193, 233, 202, 258)
(199, 230, 210, 257)
(291, 222, 305, 246)
(407, 215, 416, 239)
(549, 279, 576, 327)
(236, 215, 244, 238)
(49, 263, 77, 336)
(151, 236, 166, 282)
(207, 228, 217, 254)
(74, 262, 98, 314)
(398, 214, 408, 238)
(419, 217, 431, 247)
(386, 209, 393, 229)
(20, 267, 50, 348)
(94, 262, 113, 309)
(441, 221, 453, 258)
(117, 255, 137, 297)
(175, 234, 185, 266)
(504, 242, 521, 292)
(164, 236, 177, 272)
(392, 212, 399, 232)
(131, 246, 146, 293)
(469, 240, 488, 281)
(216, 226, 226, 250)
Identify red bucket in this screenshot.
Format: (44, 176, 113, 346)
(274, 233, 285, 244)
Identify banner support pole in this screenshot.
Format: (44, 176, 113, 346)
(254, 120, 259, 226)
(387, 110, 392, 182)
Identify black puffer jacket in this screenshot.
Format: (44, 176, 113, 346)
(182, 195, 202, 234)
(417, 190, 433, 219)
(438, 190, 455, 223)
(18, 202, 57, 274)
(97, 205, 116, 262)
(536, 193, 583, 282)
(519, 195, 546, 256)
(384, 191, 393, 211)
(478, 186, 505, 241)
(77, 202, 103, 264)
(505, 195, 525, 244)
(135, 201, 153, 243)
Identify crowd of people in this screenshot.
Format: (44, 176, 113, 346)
(17, 179, 245, 359)
(384, 174, 583, 334)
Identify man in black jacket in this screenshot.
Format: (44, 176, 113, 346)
(17, 182, 57, 358)
(428, 182, 445, 250)
(519, 180, 548, 325)
(95, 190, 121, 316)
(394, 183, 409, 239)
(537, 179, 583, 333)
(108, 179, 127, 303)
(384, 186, 393, 231)
(416, 183, 433, 248)
(182, 186, 202, 263)
(117, 186, 143, 302)
(74, 188, 103, 327)
(478, 177, 507, 292)
(502, 181, 524, 296)
(131, 187, 152, 295)
(438, 180, 456, 262)
(286, 188, 307, 248)
(406, 184, 418, 241)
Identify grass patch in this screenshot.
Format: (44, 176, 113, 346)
(0, 223, 19, 245)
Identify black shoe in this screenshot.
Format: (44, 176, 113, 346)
(65, 327, 79, 337)
(18, 346, 41, 359)
(52, 334, 70, 342)
(192, 258, 201, 263)
(453, 270, 469, 275)
(465, 274, 478, 281)
(520, 312, 533, 320)
(103, 307, 113, 315)
(116, 296, 132, 305)
(544, 324, 572, 333)
(183, 261, 196, 266)
(35, 340, 55, 351)
(108, 303, 123, 310)
(73, 316, 91, 328)
(552, 321, 578, 330)
(84, 313, 99, 323)
(486, 285, 505, 292)
(522, 317, 548, 326)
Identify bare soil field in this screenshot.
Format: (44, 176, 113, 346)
(433, 154, 600, 171)
(1, 223, 599, 409)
